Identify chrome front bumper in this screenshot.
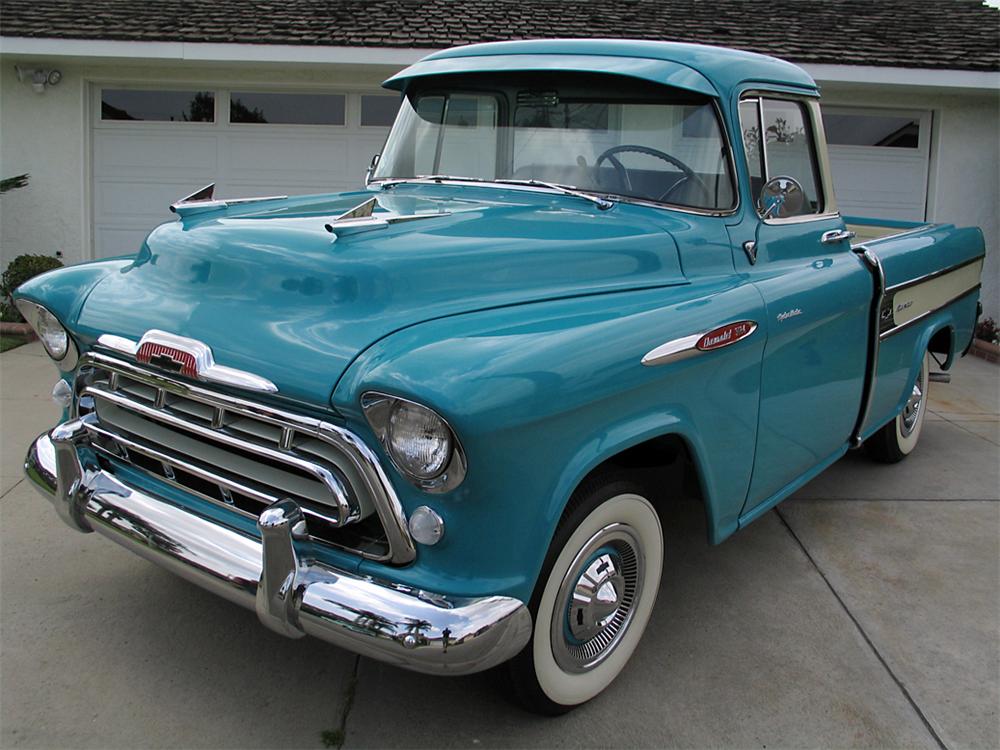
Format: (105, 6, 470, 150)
(24, 416, 531, 675)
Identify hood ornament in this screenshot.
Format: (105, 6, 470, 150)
(324, 196, 450, 240)
(170, 183, 288, 219)
(97, 330, 278, 393)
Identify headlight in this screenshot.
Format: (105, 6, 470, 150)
(388, 401, 451, 479)
(362, 392, 467, 492)
(14, 299, 77, 369)
(35, 306, 68, 359)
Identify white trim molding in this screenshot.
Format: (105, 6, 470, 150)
(0, 36, 437, 66)
(2, 37, 998, 92)
(803, 63, 999, 92)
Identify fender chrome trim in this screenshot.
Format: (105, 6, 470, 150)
(642, 321, 758, 367)
(24, 425, 531, 675)
(850, 244, 886, 448)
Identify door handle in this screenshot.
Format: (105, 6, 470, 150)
(821, 229, 856, 245)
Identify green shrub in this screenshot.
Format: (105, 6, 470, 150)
(1, 254, 63, 322)
(976, 317, 999, 345)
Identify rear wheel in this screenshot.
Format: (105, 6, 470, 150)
(507, 474, 663, 714)
(865, 351, 930, 463)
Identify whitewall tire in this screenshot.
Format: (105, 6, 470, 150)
(507, 475, 663, 714)
(865, 350, 931, 463)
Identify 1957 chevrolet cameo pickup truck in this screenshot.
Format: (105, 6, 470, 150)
(17, 40, 985, 713)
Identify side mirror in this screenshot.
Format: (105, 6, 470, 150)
(365, 153, 380, 186)
(758, 175, 805, 220)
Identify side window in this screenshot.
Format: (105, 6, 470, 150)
(738, 100, 765, 198)
(740, 96, 824, 218)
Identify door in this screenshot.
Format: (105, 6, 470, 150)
(737, 95, 873, 513)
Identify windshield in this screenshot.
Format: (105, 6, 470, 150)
(373, 74, 736, 211)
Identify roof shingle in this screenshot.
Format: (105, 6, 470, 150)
(0, 0, 997, 72)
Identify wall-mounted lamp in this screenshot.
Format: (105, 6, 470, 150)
(14, 65, 62, 93)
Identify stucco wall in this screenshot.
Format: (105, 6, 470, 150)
(1, 57, 997, 321)
(0, 60, 87, 267)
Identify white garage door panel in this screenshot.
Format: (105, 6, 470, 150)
(93, 225, 161, 258)
(94, 131, 219, 175)
(829, 147, 929, 221)
(225, 134, 351, 176)
(347, 136, 389, 177)
(91, 86, 394, 259)
(95, 179, 198, 218)
(824, 107, 930, 223)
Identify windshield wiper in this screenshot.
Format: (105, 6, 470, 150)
(493, 179, 615, 210)
(378, 175, 615, 210)
(377, 174, 487, 187)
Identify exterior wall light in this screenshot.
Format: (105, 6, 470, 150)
(14, 65, 62, 93)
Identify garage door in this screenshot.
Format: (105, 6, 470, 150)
(91, 86, 399, 258)
(822, 107, 931, 222)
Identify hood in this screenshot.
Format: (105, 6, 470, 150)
(76, 186, 687, 408)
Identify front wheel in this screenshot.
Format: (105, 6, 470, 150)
(506, 474, 663, 714)
(865, 350, 931, 463)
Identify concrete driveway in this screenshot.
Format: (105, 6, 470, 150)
(2, 341, 997, 749)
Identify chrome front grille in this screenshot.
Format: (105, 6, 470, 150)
(74, 352, 415, 564)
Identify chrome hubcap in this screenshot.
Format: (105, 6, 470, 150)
(551, 524, 644, 673)
(900, 362, 925, 437)
(567, 552, 626, 642)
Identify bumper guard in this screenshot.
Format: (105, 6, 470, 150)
(24, 415, 531, 675)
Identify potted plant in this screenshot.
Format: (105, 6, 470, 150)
(971, 317, 999, 363)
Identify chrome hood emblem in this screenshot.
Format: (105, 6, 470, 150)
(96, 330, 278, 393)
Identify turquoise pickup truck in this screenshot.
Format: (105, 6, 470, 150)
(16, 40, 985, 713)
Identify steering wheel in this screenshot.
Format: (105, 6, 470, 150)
(595, 145, 712, 206)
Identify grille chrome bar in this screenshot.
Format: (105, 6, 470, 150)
(77, 351, 416, 564)
(84, 384, 355, 522)
(86, 420, 349, 528)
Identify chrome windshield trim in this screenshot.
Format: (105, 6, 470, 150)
(375, 177, 738, 217)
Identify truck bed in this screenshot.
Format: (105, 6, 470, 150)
(845, 216, 930, 244)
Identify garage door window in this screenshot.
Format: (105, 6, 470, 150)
(361, 95, 400, 127)
(229, 92, 346, 125)
(823, 112, 920, 149)
(101, 89, 215, 122)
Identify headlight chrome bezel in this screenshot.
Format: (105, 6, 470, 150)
(14, 299, 78, 371)
(361, 392, 467, 493)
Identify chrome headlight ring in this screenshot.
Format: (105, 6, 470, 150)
(361, 392, 467, 493)
(14, 299, 78, 372)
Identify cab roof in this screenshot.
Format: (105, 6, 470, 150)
(383, 39, 818, 99)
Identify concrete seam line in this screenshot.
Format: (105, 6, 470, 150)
(774, 507, 949, 750)
(321, 655, 360, 749)
(931, 414, 1000, 447)
(0, 478, 25, 501)
(790, 498, 998, 503)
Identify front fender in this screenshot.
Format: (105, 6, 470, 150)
(12, 258, 134, 337)
(334, 280, 765, 603)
